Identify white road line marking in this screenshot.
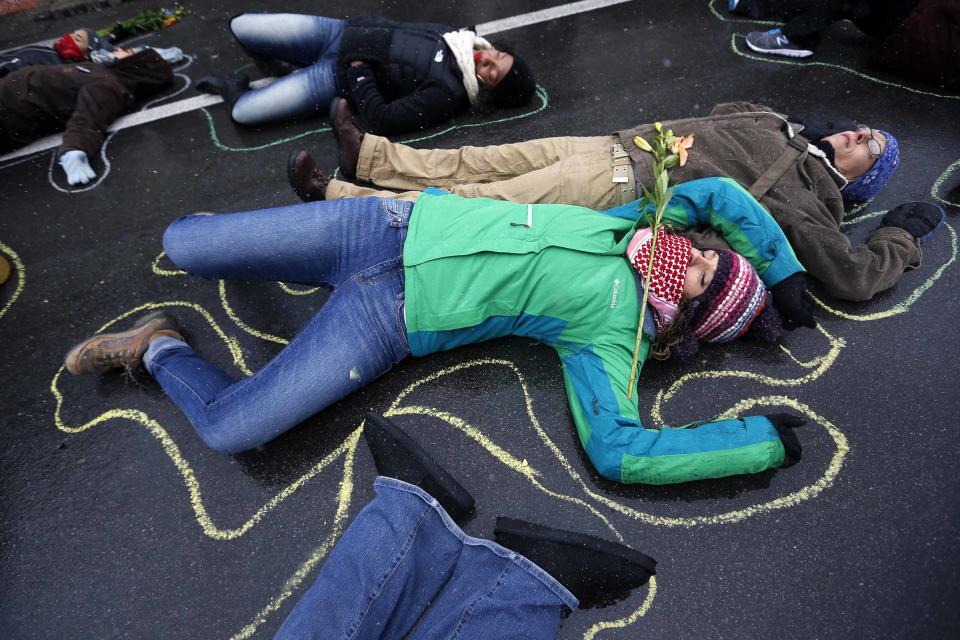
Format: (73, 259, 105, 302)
(476, 0, 634, 35)
(0, 0, 634, 163)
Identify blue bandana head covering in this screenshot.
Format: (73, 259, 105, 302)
(841, 130, 899, 203)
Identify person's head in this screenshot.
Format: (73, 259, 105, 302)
(109, 49, 174, 100)
(823, 125, 900, 203)
(54, 28, 109, 61)
(474, 49, 536, 108)
(627, 229, 782, 360)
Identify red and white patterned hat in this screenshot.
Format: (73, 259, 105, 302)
(626, 228, 692, 333)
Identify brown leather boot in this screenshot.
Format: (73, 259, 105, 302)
(64, 311, 182, 375)
(330, 97, 365, 180)
(287, 148, 330, 202)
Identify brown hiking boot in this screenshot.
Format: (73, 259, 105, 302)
(286, 148, 330, 202)
(0, 254, 10, 287)
(64, 311, 182, 375)
(330, 97, 365, 180)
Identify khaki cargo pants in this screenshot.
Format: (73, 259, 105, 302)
(325, 134, 639, 209)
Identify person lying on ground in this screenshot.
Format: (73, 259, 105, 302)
(64, 177, 808, 486)
(733, 0, 960, 88)
(0, 49, 173, 185)
(731, 0, 920, 59)
(0, 28, 181, 78)
(195, 13, 536, 134)
(291, 100, 946, 302)
(273, 412, 659, 639)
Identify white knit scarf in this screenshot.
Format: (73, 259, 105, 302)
(442, 29, 493, 105)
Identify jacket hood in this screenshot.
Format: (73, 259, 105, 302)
(110, 49, 173, 100)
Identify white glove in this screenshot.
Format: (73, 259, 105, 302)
(58, 150, 96, 185)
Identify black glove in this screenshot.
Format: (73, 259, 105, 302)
(766, 413, 806, 467)
(880, 202, 946, 245)
(770, 273, 815, 330)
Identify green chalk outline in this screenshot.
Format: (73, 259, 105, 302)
(728, 34, 960, 101)
(202, 85, 550, 153)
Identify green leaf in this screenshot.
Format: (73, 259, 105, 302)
(657, 169, 668, 196)
(664, 154, 679, 168)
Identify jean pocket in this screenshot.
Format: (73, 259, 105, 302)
(379, 197, 413, 227)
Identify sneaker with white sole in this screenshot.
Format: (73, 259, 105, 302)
(745, 28, 815, 58)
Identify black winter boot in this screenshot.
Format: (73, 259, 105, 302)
(363, 412, 475, 523)
(494, 517, 656, 609)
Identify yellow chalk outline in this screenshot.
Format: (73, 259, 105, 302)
(810, 221, 958, 321)
(228, 428, 361, 640)
(582, 576, 657, 639)
(277, 283, 323, 296)
(0, 241, 25, 320)
(652, 322, 844, 425)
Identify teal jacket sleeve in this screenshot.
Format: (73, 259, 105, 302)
(560, 342, 787, 485)
(602, 176, 804, 287)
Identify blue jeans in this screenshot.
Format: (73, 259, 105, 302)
(152, 197, 412, 453)
(274, 478, 578, 639)
(229, 13, 344, 125)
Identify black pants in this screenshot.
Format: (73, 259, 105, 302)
(732, 0, 918, 49)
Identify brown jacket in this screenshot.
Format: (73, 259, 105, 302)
(617, 102, 920, 301)
(0, 49, 172, 158)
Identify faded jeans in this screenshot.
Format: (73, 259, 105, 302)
(274, 478, 578, 639)
(229, 13, 344, 125)
(150, 197, 412, 453)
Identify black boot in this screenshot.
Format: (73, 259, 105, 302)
(494, 517, 656, 609)
(287, 148, 330, 202)
(363, 412, 475, 522)
(196, 73, 251, 111)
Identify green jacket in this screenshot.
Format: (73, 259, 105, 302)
(403, 177, 804, 484)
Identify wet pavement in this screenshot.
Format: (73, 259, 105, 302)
(2, 0, 959, 638)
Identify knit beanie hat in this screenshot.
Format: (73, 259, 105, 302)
(841, 130, 900, 203)
(491, 53, 536, 108)
(626, 228, 692, 333)
(689, 250, 780, 344)
(54, 34, 85, 61)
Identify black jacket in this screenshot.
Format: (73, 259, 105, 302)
(0, 47, 64, 79)
(336, 15, 469, 135)
(0, 49, 171, 157)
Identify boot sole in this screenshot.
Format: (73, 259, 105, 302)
(363, 412, 475, 520)
(64, 311, 178, 375)
(494, 516, 657, 574)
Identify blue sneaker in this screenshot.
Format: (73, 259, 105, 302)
(728, 0, 739, 11)
(745, 28, 815, 58)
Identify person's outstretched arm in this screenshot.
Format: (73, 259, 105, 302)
(58, 75, 129, 159)
(559, 341, 795, 485)
(603, 176, 805, 287)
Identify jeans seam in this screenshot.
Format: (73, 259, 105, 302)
(345, 503, 435, 639)
(449, 562, 513, 639)
(148, 358, 216, 441)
